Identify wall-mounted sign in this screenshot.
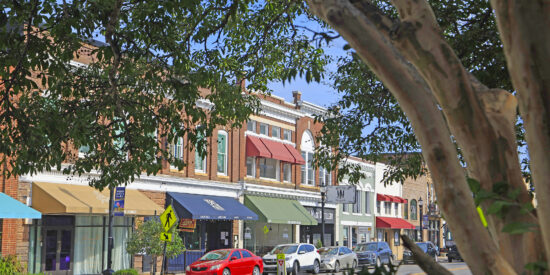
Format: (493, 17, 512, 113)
(326, 185, 357, 204)
(178, 219, 196, 232)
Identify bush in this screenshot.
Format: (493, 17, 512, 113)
(315, 239, 323, 248)
(114, 268, 139, 275)
(0, 255, 24, 274)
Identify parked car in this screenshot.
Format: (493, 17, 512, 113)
(262, 243, 321, 275)
(185, 248, 263, 275)
(354, 242, 394, 267)
(446, 241, 462, 262)
(319, 246, 358, 272)
(402, 242, 438, 264)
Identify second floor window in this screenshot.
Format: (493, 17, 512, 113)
(364, 192, 371, 214)
(394, 203, 399, 216)
(217, 131, 227, 175)
(259, 123, 269, 135)
(300, 151, 315, 185)
(410, 199, 418, 220)
(260, 158, 279, 180)
(246, 157, 255, 177)
(283, 129, 292, 141)
(247, 120, 256, 132)
(377, 201, 381, 214)
(384, 202, 391, 215)
(283, 163, 291, 182)
(352, 192, 361, 213)
(171, 136, 183, 168)
(319, 168, 331, 186)
(272, 126, 281, 138)
(404, 202, 409, 219)
(195, 131, 207, 173)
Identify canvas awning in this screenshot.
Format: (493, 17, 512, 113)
(32, 182, 163, 216)
(245, 136, 305, 165)
(0, 192, 41, 219)
(244, 195, 317, 225)
(167, 192, 258, 220)
(376, 217, 415, 229)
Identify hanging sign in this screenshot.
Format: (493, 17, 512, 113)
(160, 205, 178, 232)
(263, 225, 270, 235)
(113, 187, 126, 216)
(326, 185, 357, 204)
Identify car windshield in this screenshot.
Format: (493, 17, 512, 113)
(199, 250, 231, 261)
(355, 243, 378, 252)
(318, 247, 338, 255)
(270, 245, 298, 254)
(416, 243, 428, 252)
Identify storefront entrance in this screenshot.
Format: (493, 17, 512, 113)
(42, 217, 74, 275)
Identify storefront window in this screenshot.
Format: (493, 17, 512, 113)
(259, 158, 279, 180)
(343, 226, 349, 247)
(179, 222, 202, 250)
(243, 222, 294, 256)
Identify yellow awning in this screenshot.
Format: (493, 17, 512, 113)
(32, 182, 164, 216)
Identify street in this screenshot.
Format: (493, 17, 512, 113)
(295, 260, 471, 275)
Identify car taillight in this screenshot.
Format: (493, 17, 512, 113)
(317, 250, 319, 254)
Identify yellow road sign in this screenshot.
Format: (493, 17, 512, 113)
(263, 225, 269, 234)
(160, 205, 178, 232)
(160, 232, 172, 242)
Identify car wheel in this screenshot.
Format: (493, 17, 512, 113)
(448, 257, 452, 263)
(376, 257, 381, 267)
(312, 260, 320, 274)
(352, 260, 357, 269)
(292, 261, 299, 275)
(223, 268, 231, 275)
(253, 266, 260, 275)
(334, 261, 340, 273)
(388, 255, 394, 265)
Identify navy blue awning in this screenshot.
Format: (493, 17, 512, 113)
(167, 192, 258, 220)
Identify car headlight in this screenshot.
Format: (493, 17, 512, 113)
(210, 264, 222, 270)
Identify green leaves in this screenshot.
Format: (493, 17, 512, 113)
(126, 218, 185, 258)
(501, 222, 538, 235)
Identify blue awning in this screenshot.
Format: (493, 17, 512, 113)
(0, 192, 41, 219)
(167, 193, 258, 220)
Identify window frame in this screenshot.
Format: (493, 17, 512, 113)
(246, 157, 256, 178)
(259, 123, 269, 135)
(247, 120, 256, 132)
(384, 202, 391, 215)
(217, 130, 228, 175)
(272, 126, 281, 139)
(283, 129, 292, 141)
(410, 199, 418, 220)
(194, 129, 207, 173)
(259, 158, 280, 180)
(282, 163, 291, 183)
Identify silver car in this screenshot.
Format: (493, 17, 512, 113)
(319, 246, 358, 272)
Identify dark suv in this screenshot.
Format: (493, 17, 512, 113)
(354, 242, 394, 267)
(446, 241, 462, 262)
(402, 241, 438, 264)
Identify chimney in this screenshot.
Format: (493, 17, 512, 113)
(292, 90, 302, 109)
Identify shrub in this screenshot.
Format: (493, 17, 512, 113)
(113, 268, 139, 275)
(0, 255, 24, 274)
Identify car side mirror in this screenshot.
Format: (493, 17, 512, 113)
(231, 256, 237, 261)
(298, 251, 306, 254)
(378, 248, 383, 252)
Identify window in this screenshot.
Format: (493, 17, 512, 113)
(300, 131, 315, 186)
(298, 245, 307, 254)
(283, 129, 292, 141)
(260, 123, 269, 135)
(195, 130, 207, 173)
(217, 131, 227, 175)
(230, 251, 241, 259)
(384, 202, 391, 215)
(410, 199, 418, 220)
(283, 163, 291, 182)
(353, 192, 361, 213)
(246, 157, 255, 177)
(247, 120, 256, 132)
(241, 250, 252, 258)
(307, 152, 315, 185)
(172, 137, 183, 161)
(377, 201, 381, 214)
(364, 192, 371, 214)
(320, 168, 331, 186)
(272, 126, 281, 138)
(394, 230, 400, 246)
(260, 158, 279, 180)
(404, 202, 409, 219)
(306, 245, 315, 252)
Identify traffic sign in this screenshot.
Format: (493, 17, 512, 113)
(160, 232, 172, 242)
(263, 225, 269, 234)
(277, 253, 286, 275)
(160, 205, 178, 232)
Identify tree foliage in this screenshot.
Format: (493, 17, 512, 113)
(126, 218, 185, 258)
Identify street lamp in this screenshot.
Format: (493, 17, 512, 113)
(418, 197, 423, 241)
(320, 185, 327, 246)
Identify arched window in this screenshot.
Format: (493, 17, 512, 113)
(300, 130, 315, 186)
(410, 199, 418, 220)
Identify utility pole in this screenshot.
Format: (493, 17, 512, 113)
(103, 186, 115, 275)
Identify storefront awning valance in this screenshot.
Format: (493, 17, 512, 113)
(376, 217, 415, 229)
(168, 192, 258, 220)
(377, 194, 407, 203)
(245, 136, 305, 165)
(244, 195, 317, 225)
(0, 192, 41, 219)
(32, 182, 163, 216)
(377, 194, 390, 201)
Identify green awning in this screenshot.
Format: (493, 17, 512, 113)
(244, 195, 317, 225)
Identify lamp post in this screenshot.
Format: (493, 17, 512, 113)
(320, 185, 326, 246)
(418, 197, 423, 241)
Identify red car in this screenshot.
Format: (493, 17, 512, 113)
(185, 248, 263, 275)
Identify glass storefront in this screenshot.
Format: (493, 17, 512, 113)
(243, 222, 294, 256)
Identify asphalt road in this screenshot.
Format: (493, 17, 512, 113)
(297, 260, 471, 275)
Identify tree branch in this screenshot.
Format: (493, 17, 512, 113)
(401, 235, 452, 275)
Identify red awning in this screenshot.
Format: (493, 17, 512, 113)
(284, 144, 306, 165)
(245, 136, 305, 165)
(246, 136, 272, 159)
(377, 194, 390, 201)
(260, 138, 295, 163)
(376, 217, 415, 229)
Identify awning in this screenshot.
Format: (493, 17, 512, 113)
(245, 136, 305, 165)
(377, 194, 407, 203)
(244, 195, 317, 225)
(377, 194, 390, 201)
(168, 192, 258, 220)
(32, 182, 163, 216)
(0, 192, 41, 219)
(376, 217, 415, 229)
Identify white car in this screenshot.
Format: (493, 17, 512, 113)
(262, 243, 321, 275)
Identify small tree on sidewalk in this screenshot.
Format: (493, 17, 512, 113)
(126, 219, 185, 274)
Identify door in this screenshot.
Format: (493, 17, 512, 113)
(43, 228, 73, 275)
(227, 250, 244, 274)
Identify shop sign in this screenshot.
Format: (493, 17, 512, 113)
(326, 185, 356, 204)
(160, 204, 178, 232)
(422, 215, 429, 229)
(178, 219, 196, 232)
(245, 227, 252, 239)
(277, 253, 286, 275)
(113, 187, 125, 216)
